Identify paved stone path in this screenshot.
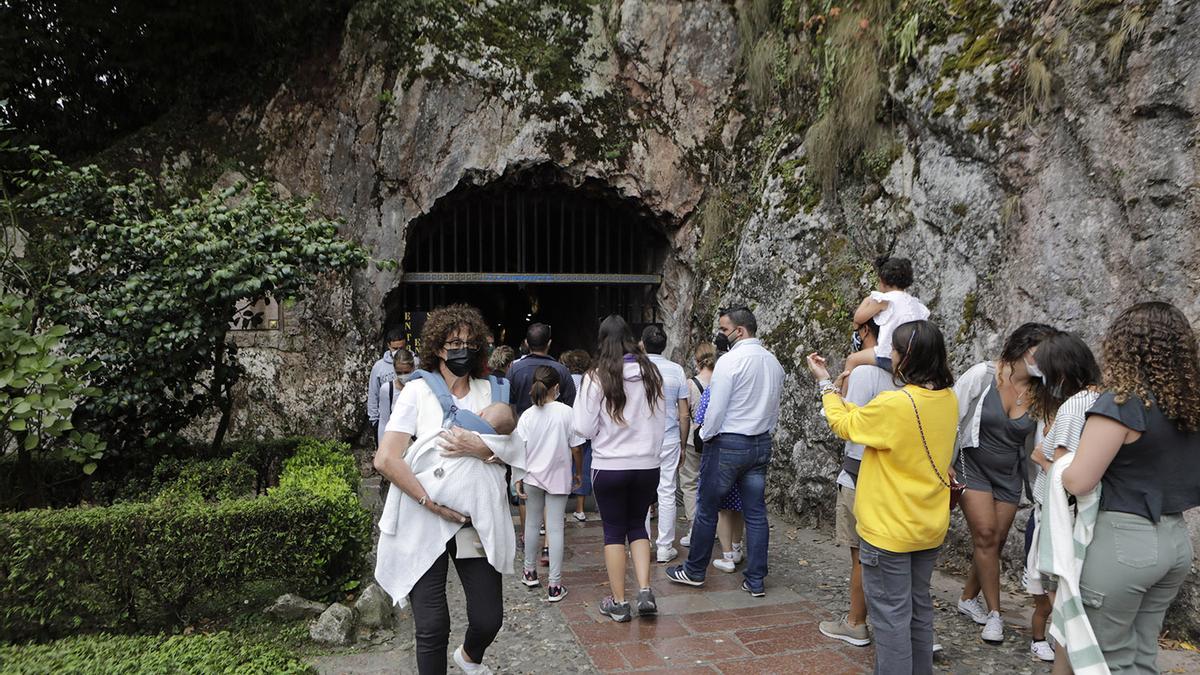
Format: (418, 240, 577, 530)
(312, 506, 1200, 674)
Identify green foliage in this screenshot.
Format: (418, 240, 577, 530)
(152, 457, 257, 504)
(280, 439, 360, 495)
(805, 0, 893, 197)
(0, 295, 104, 466)
(5, 146, 369, 456)
(897, 13, 921, 62)
(0, 438, 370, 639)
(0, 631, 313, 674)
(0, 0, 353, 157)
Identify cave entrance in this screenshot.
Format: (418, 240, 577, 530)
(385, 176, 667, 357)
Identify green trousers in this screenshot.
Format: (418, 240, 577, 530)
(1078, 511, 1192, 674)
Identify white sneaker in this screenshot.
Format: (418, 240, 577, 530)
(957, 596, 989, 625)
(572, 511, 587, 522)
(932, 636, 943, 654)
(1031, 640, 1055, 662)
(656, 546, 679, 563)
(731, 542, 744, 563)
(453, 645, 493, 674)
(712, 557, 736, 573)
(981, 611, 1004, 643)
(680, 533, 691, 547)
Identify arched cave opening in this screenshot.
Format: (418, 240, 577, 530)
(382, 169, 670, 357)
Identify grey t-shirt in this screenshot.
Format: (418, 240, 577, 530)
(837, 366, 900, 489)
(1087, 392, 1200, 522)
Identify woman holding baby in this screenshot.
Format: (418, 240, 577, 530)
(374, 303, 520, 675)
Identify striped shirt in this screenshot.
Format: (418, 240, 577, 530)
(1033, 389, 1101, 504)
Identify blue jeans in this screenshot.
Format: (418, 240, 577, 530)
(683, 432, 771, 590)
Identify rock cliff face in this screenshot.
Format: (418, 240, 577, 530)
(184, 0, 1199, 634)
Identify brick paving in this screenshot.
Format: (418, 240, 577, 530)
(552, 518, 869, 674)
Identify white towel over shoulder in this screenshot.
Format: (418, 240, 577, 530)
(1042, 453, 1109, 675)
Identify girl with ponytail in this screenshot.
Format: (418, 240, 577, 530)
(514, 365, 584, 602)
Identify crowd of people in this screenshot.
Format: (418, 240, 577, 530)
(364, 255, 1199, 675)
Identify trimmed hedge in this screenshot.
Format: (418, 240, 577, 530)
(0, 439, 370, 640)
(0, 630, 313, 674)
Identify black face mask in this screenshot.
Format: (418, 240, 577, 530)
(713, 331, 730, 352)
(444, 348, 477, 377)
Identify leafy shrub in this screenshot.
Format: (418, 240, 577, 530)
(0, 630, 313, 674)
(152, 457, 258, 503)
(281, 439, 360, 494)
(0, 439, 370, 640)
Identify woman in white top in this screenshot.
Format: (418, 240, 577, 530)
(374, 304, 520, 675)
(560, 349, 593, 521)
(515, 366, 583, 602)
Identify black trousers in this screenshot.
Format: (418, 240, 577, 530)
(409, 536, 504, 674)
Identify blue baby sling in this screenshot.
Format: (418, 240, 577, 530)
(411, 370, 511, 434)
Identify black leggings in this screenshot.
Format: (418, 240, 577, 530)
(592, 468, 659, 545)
(409, 536, 503, 674)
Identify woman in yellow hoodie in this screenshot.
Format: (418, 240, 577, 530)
(807, 319, 958, 675)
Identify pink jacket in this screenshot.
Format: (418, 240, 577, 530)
(572, 361, 666, 471)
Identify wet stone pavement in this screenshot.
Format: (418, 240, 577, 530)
(312, 509, 1200, 674)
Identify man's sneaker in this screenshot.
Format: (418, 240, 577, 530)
(540, 546, 550, 566)
(680, 533, 691, 547)
(599, 596, 632, 623)
(635, 588, 657, 616)
(665, 565, 705, 587)
(712, 555, 736, 573)
(572, 511, 587, 522)
(1030, 639, 1054, 661)
(453, 645, 493, 675)
(981, 611, 1004, 643)
(731, 542, 744, 564)
(539, 524, 546, 536)
(818, 616, 871, 646)
(547, 585, 568, 603)
(957, 596, 989, 625)
(657, 546, 678, 563)
(521, 569, 539, 587)
(741, 580, 765, 597)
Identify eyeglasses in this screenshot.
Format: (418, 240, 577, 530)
(443, 339, 481, 351)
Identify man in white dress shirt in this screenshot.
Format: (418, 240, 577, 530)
(640, 325, 691, 564)
(666, 306, 784, 596)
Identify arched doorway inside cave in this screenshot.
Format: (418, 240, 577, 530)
(383, 172, 668, 357)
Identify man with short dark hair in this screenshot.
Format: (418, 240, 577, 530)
(666, 305, 783, 597)
(818, 318, 897, 648)
(506, 323, 576, 415)
(640, 325, 691, 563)
(368, 327, 408, 442)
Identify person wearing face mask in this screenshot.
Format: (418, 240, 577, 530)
(374, 304, 523, 675)
(818, 317, 899, 648)
(952, 322, 1060, 644)
(666, 306, 784, 598)
(374, 348, 417, 450)
(368, 327, 409, 445)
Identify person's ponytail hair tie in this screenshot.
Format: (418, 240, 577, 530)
(529, 365, 561, 407)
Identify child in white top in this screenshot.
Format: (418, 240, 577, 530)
(844, 256, 930, 378)
(515, 365, 584, 602)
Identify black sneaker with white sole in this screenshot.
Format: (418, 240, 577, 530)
(521, 570, 539, 587)
(664, 565, 704, 587)
(741, 580, 765, 597)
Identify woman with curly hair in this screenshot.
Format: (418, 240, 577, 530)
(573, 315, 666, 622)
(374, 304, 520, 675)
(1063, 302, 1200, 673)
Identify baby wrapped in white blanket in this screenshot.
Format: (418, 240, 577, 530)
(376, 403, 523, 607)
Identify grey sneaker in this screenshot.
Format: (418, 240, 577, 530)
(957, 596, 989, 625)
(599, 596, 632, 623)
(818, 616, 870, 646)
(635, 588, 657, 616)
(981, 611, 1004, 643)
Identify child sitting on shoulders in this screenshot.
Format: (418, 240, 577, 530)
(844, 256, 929, 378)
